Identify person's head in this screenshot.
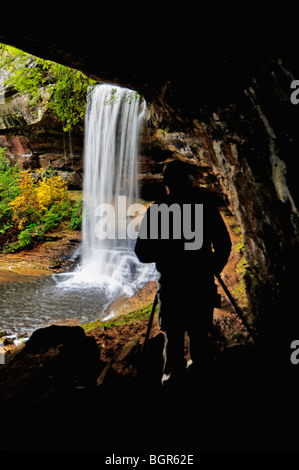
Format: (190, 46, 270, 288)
(163, 160, 191, 194)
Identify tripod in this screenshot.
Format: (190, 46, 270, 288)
(142, 273, 256, 353)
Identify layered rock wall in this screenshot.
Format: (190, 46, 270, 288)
(141, 58, 299, 345)
(0, 85, 84, 189)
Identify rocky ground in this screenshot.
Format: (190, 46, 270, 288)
(0, 208, 249, 354)
(0, 209, 260, 451)
(0, 225, 82, 276)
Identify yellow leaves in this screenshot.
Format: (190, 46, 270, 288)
(18, 217, 26, 230)
(9, 171, 37, 225)
(9, 170, 68, 227)
(36, 175, 68, 212)
(19, 170, 34, 191)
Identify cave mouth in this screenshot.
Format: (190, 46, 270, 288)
(1, 25, 299, 455)
(0, 39, 254, 346)
(0, 33, 298, 351)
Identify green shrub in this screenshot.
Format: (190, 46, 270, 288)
(0, 150, 83, 252)
(0, 150, 21, 235)
(69, 198, 82, 230)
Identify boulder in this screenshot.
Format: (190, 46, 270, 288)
(26, 324, 85, 352)
(25, 325, 105, 387)
(0, 325, 105, 403)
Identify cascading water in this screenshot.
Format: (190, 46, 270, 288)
(59, 84, 155, 297)
(0, 84, 155, 340)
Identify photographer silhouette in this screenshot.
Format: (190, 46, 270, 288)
(135, 160, 232, 386)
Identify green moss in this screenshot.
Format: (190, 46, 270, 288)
(235, 241, 244, 253)
(233, 225, 242, 235)
(82, 303, 156, 333)
(232, 240, 249, 308)
(236, 256, 248, 274)
(231, 277, 247, 304)
(243, 267, 265, 328)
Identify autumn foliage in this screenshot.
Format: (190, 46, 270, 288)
(10, 171, 68, 230)
(0, 162, 82, 252)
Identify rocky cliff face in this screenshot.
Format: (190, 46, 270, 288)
(0, 85, 84, 189)
(142, 60, 299, 345)
(0, 29, 298, 349)
(139, 122, 223, 201)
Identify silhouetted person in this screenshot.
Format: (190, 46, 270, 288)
(135, 160, 231, 386)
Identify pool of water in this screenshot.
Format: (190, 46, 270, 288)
(0, 257, 157, 340)
(0, 272, 119, 338)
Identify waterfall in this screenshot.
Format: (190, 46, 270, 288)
(59, 84, 155, 298)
